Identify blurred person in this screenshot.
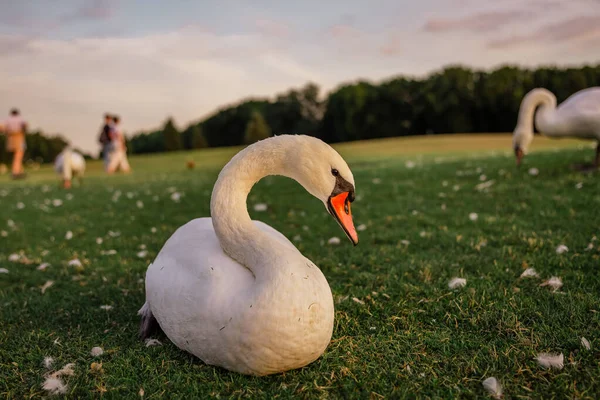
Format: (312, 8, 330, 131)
(1, 108, 27, 179)
(107, 115, 131, 174)
(98, 113, 113, 171)
(54, 148, 86, 189)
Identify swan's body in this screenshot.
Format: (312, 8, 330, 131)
(54, 148, 86, 188)
(512, 87, 600, 166)
(140, 135, 358, 376)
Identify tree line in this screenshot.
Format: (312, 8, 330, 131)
(4, 63, 599, 164)
(127, 63, 600, 154)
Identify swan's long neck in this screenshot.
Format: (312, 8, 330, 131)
(210, 138, 296, 279)
(515, 89, 558, 138)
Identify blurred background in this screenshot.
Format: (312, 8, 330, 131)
(0, 0, 599, 164)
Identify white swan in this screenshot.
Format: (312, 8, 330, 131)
(54, 148, 86, 189)
(512, 87, 600, 168)
(139, 135, 359, 376)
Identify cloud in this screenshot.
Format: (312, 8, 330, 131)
(254, 18, 290, 38)
(423, 10, 536, 33)
(61, 0, 116, 23)
(489, 15, 600, 48)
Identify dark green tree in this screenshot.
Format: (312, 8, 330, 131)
(244, 111, 271, 144)
(191, 125, 208, 149)
(163, 117, 182, 151)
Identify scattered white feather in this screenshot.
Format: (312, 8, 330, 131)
(581, 337, 591, 350)
(108, 230, 121, 237)
(400, 240, 410, 246)
(42, 377, 67, 395)
(145, 338, 162, 347)
(475, 180, 495, 191)
(7, 219, 15, 228)
(448, 277, 467, 289)
(52, 199, 63, 207)
(101, 249, 117, 255)
(1, 230, 7, 237)
(136, 200, 144, 209)
(357, 224, 367, 231)
(96, 237, 103, 245)
(540, 276, 563, 292)
(292, 235, 302, 242)
(482, 377, 503, 399)
(555, 244, 569, 254)
(90, 347, 104, 356)
(520, 268, 539, 278)
(0, 268, 8, 273)
(8, 253, 20, 262)
(469, 213, 478, 221)
(528, 167, 539, 176)
(67, 259, 82, 267)
(536, 353, 564, 369)
(150, 227, 157, 233)
(65, 231, 73, 240)
(16, 202, 25, 209)
(170, 192, 181, 202)
(137, 250, 148, 258)
(479, 174, 487, 181)
(405, 161, 416, 169)
(100, 305, 113, 311)
(351, 297, 365, 305)
(327, 237, 341, 245)
(37, 262, 51, 271)
(253, 203, 267, 212)
(575, 182, 583, 189)
(53, 363, 75, 377)
(41, 280, 54, 294)
(585, 243, 594, 251)
(43, 356, 54, 369)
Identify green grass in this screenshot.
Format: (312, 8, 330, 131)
(1, 134, 599, 399)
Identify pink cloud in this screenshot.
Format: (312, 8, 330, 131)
(254, 18, 290, 37)
(424, 10, 535, 33)
(61, 0, 116, 23)
(489, 15, 600, 48)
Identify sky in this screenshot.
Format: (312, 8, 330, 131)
(1, 0, 599, 153)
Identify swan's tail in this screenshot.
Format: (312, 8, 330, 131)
(138, 302, 161, 340)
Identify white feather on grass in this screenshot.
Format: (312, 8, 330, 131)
(144, 338, 162, 347)
(41, 280, 54, 294)
(448, 277, 467, 289)
(37, 262, 51, 271)
(328, 237, 341, 245)
(100, 305, 113, 311)
(482, 377, 503, 399)
(581, 337, 591, 350)
(0, 268, 8, 273)
(520, 268, 539, 278)
(43, 356, 54, 369)
(536, 353, 564, 369)
(540, 276, 563, 292)
(42, 377, 67, 395)
(90, 347, 104, 357)
(555, 244, 569, 254)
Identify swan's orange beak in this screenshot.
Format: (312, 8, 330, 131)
(515, 146, 524, 167)
(327, 191, 358, 246)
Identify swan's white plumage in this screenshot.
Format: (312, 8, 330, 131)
(513, 87, 600, 155)
(142, 135, 356, 376)
(54, 148, 86, 181)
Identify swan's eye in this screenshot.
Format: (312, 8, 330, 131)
(331, 169, 339, 177)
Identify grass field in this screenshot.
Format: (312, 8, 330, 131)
(1, 134, 599, 399)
